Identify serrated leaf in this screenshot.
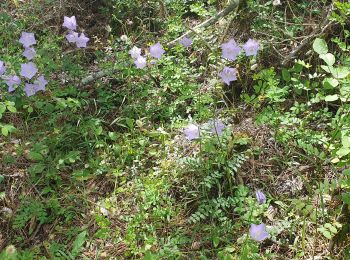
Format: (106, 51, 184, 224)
(324, 94, 339, 102)
(320, 53, 335, 66)
(313, 38, 328, 55)
(71, 231, 87, 259)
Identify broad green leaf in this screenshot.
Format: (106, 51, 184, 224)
(282, 69, 291, 82)
(320, 53, 335, 66)
(0, 175, 4, 184)
(336, 147, 350, 158)
(28, 151, 44, 161)
(0, 103, 6, 114)
(331, 67, 350, 79)
(313, 38, 328, 55)
(323, 230, 332, 239)
(342, 135, 350, 148)
(324, 94, 339, 102)
(323, 78, 339, 89)
(321, 65, 332, 73)
(1, 127, 8, 136)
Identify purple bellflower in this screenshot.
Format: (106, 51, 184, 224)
(34, 75, 48, 91)
(0, 61, 6, 76)
(66, 31, 79, 43)
(20, 62, 38, 80)
(134, 56, 147, 69)
(219, 67, 237, 85)
(129, 46, 142, 59)
(22, 47, 36, 60)
(150, 42, 165, 59)
(63, 16, 77, 31)
(179, 36, 193, 48)
(255, 190, 266, 204)
(4, 75, 21, 92)
(76, 33, 89, 48)
(184, 123, 200, 141)
(24, 83, 39, 97)
(221, 39, 241, 61)
(249, 223, 269, 242)
(19, 32, 36, 48)
(243, 39, 260, 56)
(210, 120, 225, 136)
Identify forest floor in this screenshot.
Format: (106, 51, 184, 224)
(1, 0, 350, 259)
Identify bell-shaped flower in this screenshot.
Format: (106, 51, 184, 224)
(20, 62, 38, 79)
(184, 123, 200, 141)
(19, 32, 36, 48)
(63, 16, 77, 31)
(243, 39, 260, 56)
(22, 47, 36, 60)
(134, 56, 147, 69)
(179, 36, 193, 48)
(24, 83, 39, 97)
(76, 33, 89, 48)
(66, 31, 79, 43)
(255, 190, 266, 204)
(149, 42, 165, 59)
(249, 223, 269, 242)
(4, 75, 21, 92)
(129, 46, 142, 59)
(34, 75, 48, 91)
(221, 39, 241, 61)
(209, 120, 225, 136)
(219, 67, 237, 85)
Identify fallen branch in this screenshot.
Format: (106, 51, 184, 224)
(81, 68, 114, 85)
(81, 0, 243, 85)
(168, 0, 242, 46)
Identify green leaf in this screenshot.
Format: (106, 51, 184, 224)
(323, 78, 339, 89)
(28, 163, 46, 174)
(6, 105, 17, 113)
(336, 147, 350, 158)
(323, 230, 332, 239)
(321, 65, 331, 73)
(342, 135, 350, 148)
(331, 67, 350, 79)
(342, 193, 350, 206)
(282, 69, 291, 82)
(313, 38, 328, 55)
(0, 175, 4, 184)
(324, 223, 337, 233)
(324, 94, 339, 102)
(1, 127, 8, 136)
(320, 53, 335, 66)
(71, 231, 87, 259)
(28, 151, 44, 161)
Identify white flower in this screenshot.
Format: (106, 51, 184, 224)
(129, 46, 141, 59)
(273, 0, 281, 6)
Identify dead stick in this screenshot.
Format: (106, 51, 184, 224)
(168, 0, 241, 46)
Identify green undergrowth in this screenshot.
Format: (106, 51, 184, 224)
(1, 0, 350, 259)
